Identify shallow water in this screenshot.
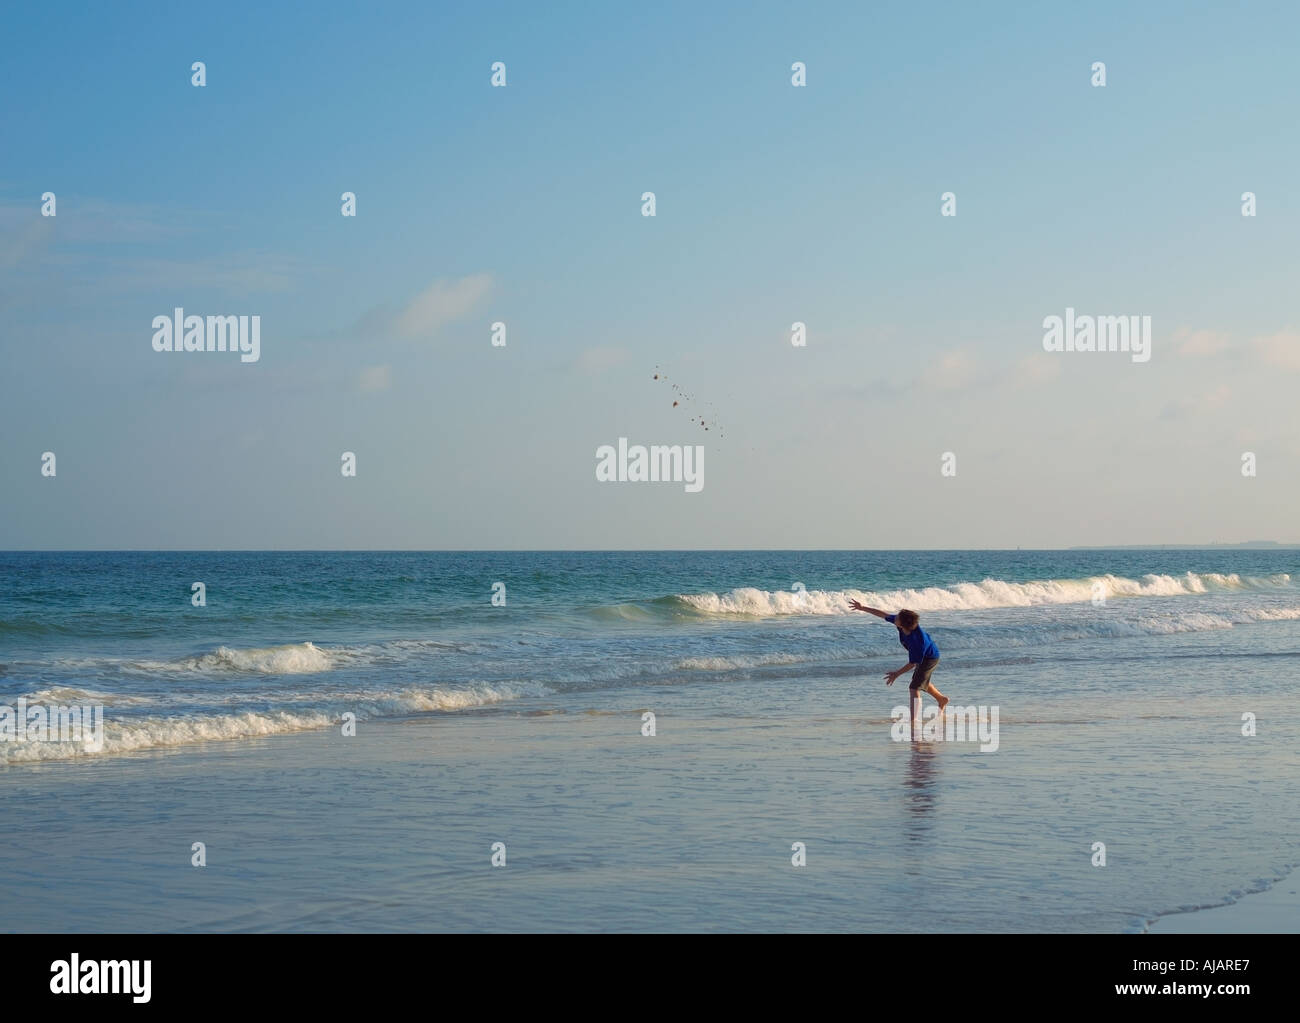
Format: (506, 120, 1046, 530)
(1, 550, 1297, 930)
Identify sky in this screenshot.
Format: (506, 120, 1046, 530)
(2, 0, 1298, 549)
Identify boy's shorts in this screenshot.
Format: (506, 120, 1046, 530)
(909, 657, 940, 691)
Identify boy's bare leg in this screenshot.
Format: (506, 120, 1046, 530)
(924, 681, 949, 713)
(909, 688, 923, 731)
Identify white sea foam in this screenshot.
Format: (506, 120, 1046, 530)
(21, 685, 152, 707)
(674, 653, 803, 671)
(666, 605, 1299, 670)
(51, 641, 347, 677)
(192, 642, 336, 674)
(0, 684, 529, 764)
(677, 573, 1292, 617)
(1244, 606, 1300, 621)
(1134, 612, 1235, 634)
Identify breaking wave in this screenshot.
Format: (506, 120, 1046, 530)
(672, 573, 1292, 618)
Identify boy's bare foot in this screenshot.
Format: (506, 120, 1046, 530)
(936, 694, 950, 713)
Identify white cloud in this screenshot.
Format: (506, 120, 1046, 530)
(1161, 384, 1233, 420)
(1252, 329, 1300, 370)
(1171, 326, 1231, 357)
(395, 273, 492, 338)
(1011, 352, 1063, 388)
(932, 349, 979, 391)
(358, 364, 392, 392)
(1204, 383, 1232, 408)
(572, 346, 630, 374)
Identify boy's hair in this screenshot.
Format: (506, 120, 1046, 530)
(896, 609, 920, 630)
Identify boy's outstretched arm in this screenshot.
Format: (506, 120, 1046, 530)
(847, 599, 889, 618)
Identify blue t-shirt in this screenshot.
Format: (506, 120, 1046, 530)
(885, 614, 939, 662)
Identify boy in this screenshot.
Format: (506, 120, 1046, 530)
(847, 600, 948, 721)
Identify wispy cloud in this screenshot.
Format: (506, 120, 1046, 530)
(1171, 326, 1231, 358)
(0, 196, 300, 297)
(931, 349, 981, 391)
(1160, 384, 1232, 420)
(0, 196, 185, 251)
(0, 215, 53, 269)
(394, 273, 493, 339)
(1252, 329, 1300, 371)
(571, 346, 630, 374)
(1167, 325, 1299, 371)
(334, 273, 494, 345)
(88, 253, 301, 293)
(1010, 352, 1063, 388)
(358, 364, 392, 392)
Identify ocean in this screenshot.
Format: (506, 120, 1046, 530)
(1, 549, 1297, 931)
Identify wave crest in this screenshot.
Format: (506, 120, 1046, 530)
(0, 684, 526, 763)
(674, 572, 1292, 618)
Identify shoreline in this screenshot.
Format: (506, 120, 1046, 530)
(4, 700, 1295, 933)
(1144, 870, 1299, 934)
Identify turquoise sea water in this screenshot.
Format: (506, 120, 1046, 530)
(1, 550, 1297, 931)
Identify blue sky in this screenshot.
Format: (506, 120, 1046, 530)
(3, 1, 1298, 548)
